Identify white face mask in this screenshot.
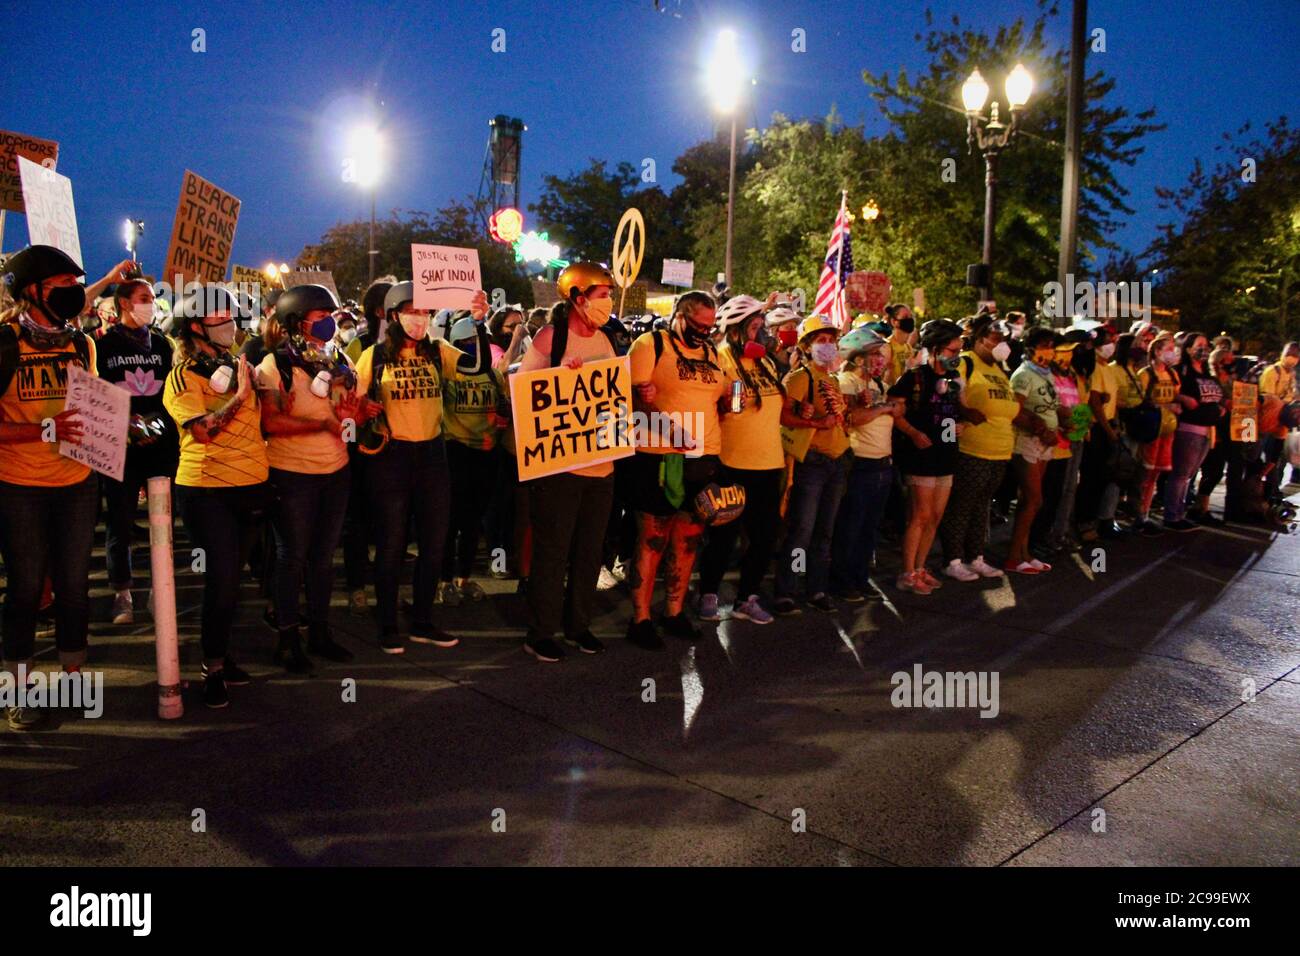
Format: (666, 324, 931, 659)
(339, 327, 357, 344)
(1097, 342, 1115, 360)
(810, 342, 838, 366)
(204, 319, 236, 349)
(1009, 325, 1025, 340)
(399, 313, 430, 341)
(130, 302, 155, 327)
(991, 341, 1012, 363)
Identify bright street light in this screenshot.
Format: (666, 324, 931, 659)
(1005, 63, 1034, 109)
(961, 68, 990, 114)
(705, 29, 744, 114)
(346, 124, 384, 189)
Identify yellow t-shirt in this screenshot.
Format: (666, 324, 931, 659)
(1259, 362, 1295, 402)
(717, 341, 784, 470)
(1089, 361, 1121, 423)
(783, 363, 850, 459)
(255, 354, 349, 475)
(443, 369, 504, 451)
(163, 359, 269, 488)
(628, 329, 726, 456)
(957, 351, 1019, 461)
(355, 340, 467, 443)
(886, 337, 914, 386)
(837, 370, 893, 459)
(0, 329, 96, 487)
(1138, 366, 1180, 437)
(1113, 362, 1144, 410)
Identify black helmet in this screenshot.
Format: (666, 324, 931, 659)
(174, 285, 249, 322)
(276, 284, 339, 330)
(383, 281, 416, 314)
(1, 244, 85, 296)
(918, 318, 963, 351)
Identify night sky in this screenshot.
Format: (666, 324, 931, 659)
(3, 0, 1298, 281)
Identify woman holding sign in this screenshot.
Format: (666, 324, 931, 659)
(0, 245, 99, 730)
(354, 281, 490, 656)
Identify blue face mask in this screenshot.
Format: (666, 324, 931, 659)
(307, 315, 336, 342)
(940, 354, 961, 372)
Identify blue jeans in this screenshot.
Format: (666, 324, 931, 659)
(0, 476, 97, 668)
(269, 465, 351, 630)
(776, 450, 849, 599)
(1165, 430, 1210, 522)
(830, 458, 893, 594)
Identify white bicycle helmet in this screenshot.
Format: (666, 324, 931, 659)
(765, 305, 802, 328)
(714, 294, 766, 329)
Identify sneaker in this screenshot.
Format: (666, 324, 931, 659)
(661, 612, 700, 641)
(524, 636, 565, 662)
(307, 627, 355, 662)
(564, 631, 606, 654)
(1163, 518, 1200, 532)
(772, 597, 801, 616)
(436, 581, 462, 607)
(410, 627, 459, 648)
(596, 566, 620, 591)
(1003, 559, 1041, 575)
(1191, 510, 1223, 527)
(380, 631, 405, 655)
(807, 592, 836, 612)
(697, 593, 721, 622)
(966, 556, 1004, 578)
(202, 672, 229, 709)
(918, 568, 944, 589)
(111, 590, 134, 625)
(458, 580, 487, 602)
(349, 589, 369, 615)
(273, 628, 314, 675)
(943, 559, 980, 582)
(625, 618, 664, 651)
(1134, 519, 1164, 537)
(6, 699, 46, 730)
(1097, 521, 1128, 539)
(836, 589, 866, 604)
(731, 595, 774, 624)
(610, 560, 627, 582)
(896, 571, 934, 595)
(203, 657, 251, 686)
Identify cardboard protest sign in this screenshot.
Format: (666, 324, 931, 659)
(845, 270, 891, 313)
(1230, 380, 1259, 442)
(412, 244, 481, 311)
(59, 364, 131, 482)
(230, 264, 264, 295)
(509, 356, 634, 480)
(619, 283, 647, 316)
(18, 157, 81, 267)
(162, 170, 240, 285)
(661, 258, 694, 288)
(282, 269, 338, 303)
(1, 130, 58, 213)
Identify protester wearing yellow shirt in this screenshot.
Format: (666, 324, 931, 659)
(883, 303, 917, 386)
(1133, 332, 1183, 531)
(940, 315, 1022, 581)
(256, 284, 376, 672)
(626, 290, 728, 648)
(1075, 326, 1127, 540)
(163, 286, 269, 709)
(353, 281, 490, 655)
(0, 246, 106, 729)
(697, 296, 785, 625)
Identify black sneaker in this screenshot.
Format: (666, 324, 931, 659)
(524, 636, 565, 662)
(1162, 518, 1200, 532)
(380, 631, 405, 655)
(1192, 510, 1223, 527)
(1097, 520, 1128, 539)
(410, 627, 459, 648)
(202, 672, 230, 709)
(1134, 519, 1164, 537)
(625, 618, 664, 651)
(6, 703, 46, 731)
(772, 597, 801, 616)
(565, 631, 606, 654)
(660, 612, 700, 642)
(273, 628, 314, 675)
(203, 657, 251, 686)
(835, 589, 866, 604)
(808, 592, 837, 612)
(307, 627, 355, 662)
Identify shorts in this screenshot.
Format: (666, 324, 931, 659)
(904, 473, 953, 489)
(1014, 434, 1056, 464)
(1141, 431, 1175, 472)
(623, 451, 720, 517)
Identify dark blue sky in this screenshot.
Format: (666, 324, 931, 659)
(4, 0, 1298, 281)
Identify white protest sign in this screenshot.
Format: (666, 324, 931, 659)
(661, 258, 694, 288)
(18, 156, 81, 268)
(59, 364, 131, 481)
(412, 244, 481, 311)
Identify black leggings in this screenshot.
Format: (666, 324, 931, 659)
(696, 466, 783, 599)
(443, 441, 497, 580)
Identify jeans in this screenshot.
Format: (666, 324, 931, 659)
(103, 465, 173, 590)
(527, 471, 615, 641)
(697, 466, 783, 599)
(444, 441, 498, 580)
(0, 476, 97, 668)
(830, 457, 893, 593)
(177, 483, 269, 663)
(1165, 430, 1210, 522)
(368, 438, 450, 637)
(776, 450, 850, 599)
(269, 465, 351, 630)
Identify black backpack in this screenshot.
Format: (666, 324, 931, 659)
(0, 323, 92, 397)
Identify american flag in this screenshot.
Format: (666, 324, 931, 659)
(812, 190, 853, 329)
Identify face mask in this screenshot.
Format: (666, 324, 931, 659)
(1190, 347, 1208, 361)
(1032, 351, 1055, 367)
(897, 317, 915, 334)
(1161, 348, 1179, 365)
(1009, 325, 1025, 340)
(743, 340, 767, 361)
(681, 320, 712, 349)
(990, 341, 1012, 363)
(41, 284, 87, 323)
(810, 342, 838, 366)
(203, 318, 236, 348)
(399, 313, 430, 341)
(939, 354, 961, 372)
(777, 327, 798, 348)
(491, 332, 511, 349)
(867, 354, 889, 378)
(339, 327, 357, 344)
(306, 315, 336, 342)
(130, 303, 155, 326)
(1097, 342, 1115, 360)
(581, 297, 613, 328)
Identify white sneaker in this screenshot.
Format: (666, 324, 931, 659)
(943, 559, 980, 582)
(111, 590, 134, 625)
(596, 566, 619, 591)
(966, 556, 1004, 578)
(610, 559, 627, 582)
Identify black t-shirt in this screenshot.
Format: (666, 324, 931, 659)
(888, 364, 962, 476)
(95, 324, 180, 473)
(1178, 362, 1224, 428)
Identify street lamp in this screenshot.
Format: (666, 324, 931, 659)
(962, 63, 1033, 306)
(346, 124, 385, 286)
(705, 28, 746, 291)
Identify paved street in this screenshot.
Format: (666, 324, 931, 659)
(2, 483, 1297, 867)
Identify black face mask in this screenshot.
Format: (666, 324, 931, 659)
(491, 332, 512, 349)
(681, 321, 712, 349)
(38, 284, 87, 323)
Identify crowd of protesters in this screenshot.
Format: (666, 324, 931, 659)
(1, 243, 1297, 725)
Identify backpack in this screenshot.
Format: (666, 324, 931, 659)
(1119, 366, 1164, 444)
(0, 323, 92, 397)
